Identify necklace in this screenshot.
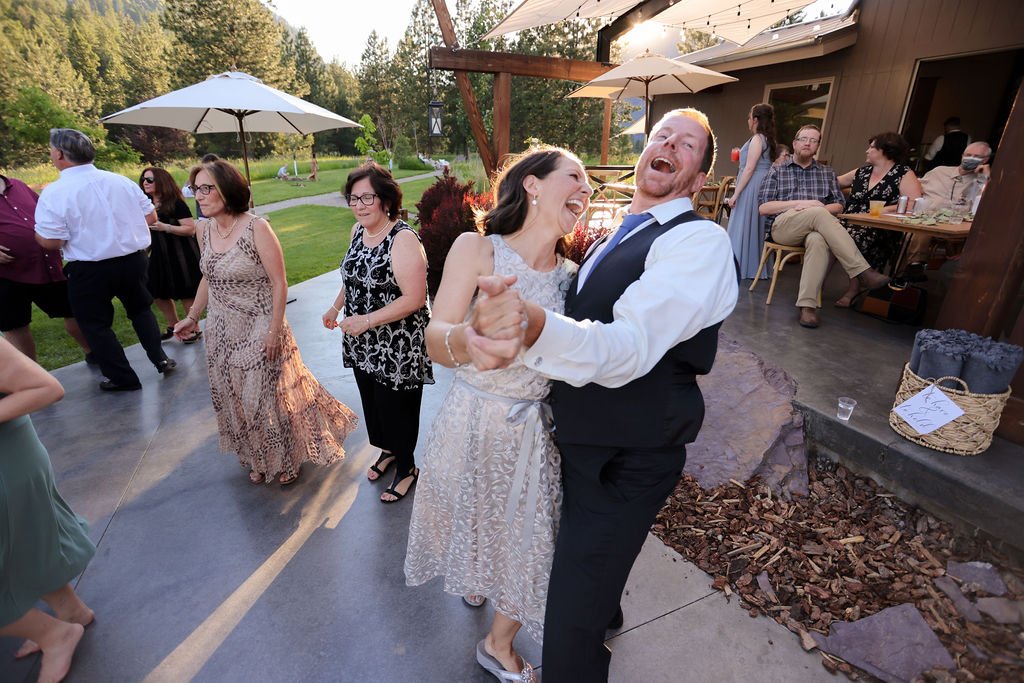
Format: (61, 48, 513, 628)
(214, 216, 239, 239)
(363, 217, 393, 239)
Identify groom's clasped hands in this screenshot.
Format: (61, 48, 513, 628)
(464, 274, 527, 370)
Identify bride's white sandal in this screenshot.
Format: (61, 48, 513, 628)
(463, 594, 486, 608)
(476, 639, 537, 682)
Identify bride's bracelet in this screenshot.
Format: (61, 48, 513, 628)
(444, 323, 467, 368)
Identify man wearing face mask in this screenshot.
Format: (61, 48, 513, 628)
(901, 141, 992, 281)
(920, 141, 992, 209)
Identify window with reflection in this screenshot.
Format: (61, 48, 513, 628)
(764, 79, 835, 149)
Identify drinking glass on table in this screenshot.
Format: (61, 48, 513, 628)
(869, 200, 884, 216)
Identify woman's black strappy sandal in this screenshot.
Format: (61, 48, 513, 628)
(380, 467, 419, 504)
(367, 452, 395, 482)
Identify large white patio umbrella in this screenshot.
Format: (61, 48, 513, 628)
(619, 116, 646, 137)
(568, 53, 737, 138)
(485, 0, 818, 45)
(102, 71, 360, 186)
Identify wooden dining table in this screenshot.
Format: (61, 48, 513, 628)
(838, 212, 972, 239)
(839, 212, 972, 273)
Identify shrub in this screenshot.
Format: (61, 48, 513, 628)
(398, 156, 433, 171)
(393, 135, 414, 160)
(417, 169, 491, 298)
(564, 221, 612, 265)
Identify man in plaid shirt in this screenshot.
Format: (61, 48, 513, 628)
(758, 125, 889, 328)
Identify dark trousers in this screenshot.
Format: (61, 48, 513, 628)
(65, 251, 167, 386)
(352, 367, 423, 477)
(541, 442, 687, 682)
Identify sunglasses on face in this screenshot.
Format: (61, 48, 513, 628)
(142, 177, 156, 183)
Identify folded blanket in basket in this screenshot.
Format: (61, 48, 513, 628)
(961, 341, 1024, 394)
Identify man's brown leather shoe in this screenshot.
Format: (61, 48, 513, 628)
(799, 307, 820, 328)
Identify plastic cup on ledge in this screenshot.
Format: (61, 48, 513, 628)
(837, 397, 857, 421)
(731, 147, 740, 163)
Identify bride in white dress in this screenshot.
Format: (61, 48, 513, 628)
(404, 147, 591, 682)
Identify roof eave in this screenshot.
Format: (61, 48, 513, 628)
(693, 25, 859, 72)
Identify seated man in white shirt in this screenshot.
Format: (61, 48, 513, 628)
(464, 108, 738, 683)
(902, 141, 992, 281)
(34, 128, 175, 391)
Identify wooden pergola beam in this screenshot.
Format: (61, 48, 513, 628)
(430, 0, 496, 176)
(430, 0, 621, 176)
(493, 72, 511, 164)
(429, 47, 614, 81)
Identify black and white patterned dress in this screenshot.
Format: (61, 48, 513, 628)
(842, 163, 911, 271)
(340, 220, 433, 390)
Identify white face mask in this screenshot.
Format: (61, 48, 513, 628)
(961, 156, 986, 171)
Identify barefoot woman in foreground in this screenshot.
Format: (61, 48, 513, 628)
(0, 336, 96, 683)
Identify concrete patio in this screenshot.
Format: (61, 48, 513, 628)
(2, 270, 831, 683)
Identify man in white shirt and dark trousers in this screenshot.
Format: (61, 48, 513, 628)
(35, 128, 175, 391)
(467, 109, 739, 682)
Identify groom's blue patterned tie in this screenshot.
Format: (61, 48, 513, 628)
(588, 212, 652, 272)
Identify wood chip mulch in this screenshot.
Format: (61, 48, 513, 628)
(652, 461, 1024, 682)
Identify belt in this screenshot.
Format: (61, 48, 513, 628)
(455, 379, 555, 552)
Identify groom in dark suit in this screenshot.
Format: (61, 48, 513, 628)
(467, 108, 739, 681)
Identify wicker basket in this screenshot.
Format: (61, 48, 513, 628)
(889, 363, 1011, 456)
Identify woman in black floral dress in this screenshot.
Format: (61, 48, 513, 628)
(322, 162, 433, 503)
(835, 132, 923, 306)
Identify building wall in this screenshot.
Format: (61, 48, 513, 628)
(656, 0, 1024, 178)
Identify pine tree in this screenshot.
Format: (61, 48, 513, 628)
(357, 31, 401, 152)
(162, 0, 290, 89)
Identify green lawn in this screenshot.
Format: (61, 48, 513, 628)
(27, 174, 441, 371)
(248, 166, 433, 206)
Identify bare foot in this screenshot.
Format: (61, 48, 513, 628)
(15, 639, 40, 658)
(38, 622, 84, 683)
(834, 287, 861, 308)
(44, 585, 95, 627)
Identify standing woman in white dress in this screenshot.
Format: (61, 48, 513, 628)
(724, 103, 778, 279)
(404, 147, 590, 682)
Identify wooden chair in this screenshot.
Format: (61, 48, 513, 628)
(748, 241, 822, 306)
(714, 176, 735, 224)
(693, 184, 719, 219)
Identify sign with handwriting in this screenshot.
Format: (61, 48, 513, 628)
(892, 384, 965, 435)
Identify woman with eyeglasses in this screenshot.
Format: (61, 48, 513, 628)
(322, 162, 433, 503)
(138, 167, 202, 343)
(174, 159, 357, 486)
(835, 132, 923, 307)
